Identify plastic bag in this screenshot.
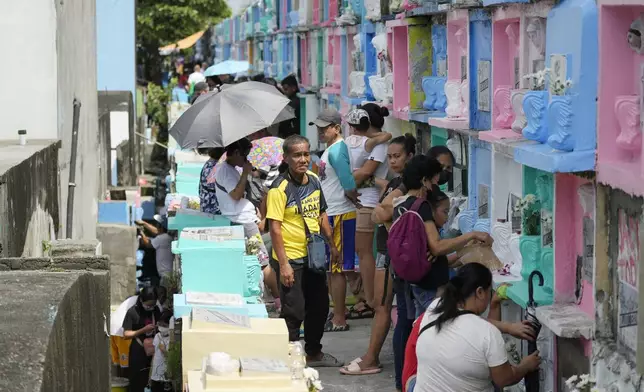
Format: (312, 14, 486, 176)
(456, 241, 504, 271)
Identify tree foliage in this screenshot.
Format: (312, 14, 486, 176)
(137, 0, 231, 83)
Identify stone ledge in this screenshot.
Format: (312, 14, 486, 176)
(0, 256, 109, 271)
(47, 239, 102, 258)
(535, 303, 594, 340)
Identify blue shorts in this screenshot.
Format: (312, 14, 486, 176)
(327, 212, 357, 272)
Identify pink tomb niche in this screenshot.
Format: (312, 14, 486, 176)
(597, 2, 644, 196)
(428, 10, 470, 130)
(480, 7, 523, 143)
(554, 175, 595, 317)
(388, 21, 410, 119)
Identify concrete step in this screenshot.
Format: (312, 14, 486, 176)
(46, 239, 102, 258)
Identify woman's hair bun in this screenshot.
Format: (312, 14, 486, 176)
(380, 106, 390, 117)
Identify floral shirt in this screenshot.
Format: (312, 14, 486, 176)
(199, 159, 221, 215)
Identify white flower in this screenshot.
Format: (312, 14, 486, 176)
(566, 375, 579, 387)
(312, 379, 324, 391)
(303, 367, 319, 380)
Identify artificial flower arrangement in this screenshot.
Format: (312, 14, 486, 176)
(523, 67, 573, 95)
(303, 367, 324, 391)
(246, 234, 269, 265)
(565, 374, 598, 392)
(514, 194, 541, 236)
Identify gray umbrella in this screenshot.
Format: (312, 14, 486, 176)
(169, 81, 295, 149)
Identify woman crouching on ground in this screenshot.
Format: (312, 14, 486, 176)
(412, 263, 541, 392)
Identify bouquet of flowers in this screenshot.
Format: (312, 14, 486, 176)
(303, 367, 323, 391)
(523, 67, 573, 95)
(565, 374, 597, 392)
(514, 194, 541, 236)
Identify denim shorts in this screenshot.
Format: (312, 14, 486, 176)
(407, 284, 437, 319)
(375, 252, 389, 269)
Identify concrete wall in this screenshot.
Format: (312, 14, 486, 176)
(0, 141, 61, 258)
(0, 270, 110, 392)
(97, 224, 138, 304)
(96, 0, 136, 99)
(0, 1, 58, 141)
(55, 0, 100, 241)
(1, 0, 100, 243)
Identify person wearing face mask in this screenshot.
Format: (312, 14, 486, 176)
(427, 146, 455, 188)
(150, 311, 174, 392)
(391, 156, 492, 318)
(413, 263, 541, 392)
(122, 287, 161, 392)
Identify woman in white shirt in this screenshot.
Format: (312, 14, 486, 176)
(415, 263, 541, 392)
(344, 105, 392, 317)
(215, 138, 269, 267)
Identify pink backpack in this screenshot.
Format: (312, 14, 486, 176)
(387, 197, 431, 283)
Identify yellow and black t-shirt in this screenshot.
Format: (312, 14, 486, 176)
(266, 171, 328, 261)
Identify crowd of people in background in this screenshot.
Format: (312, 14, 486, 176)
(135, 64, 546, 392)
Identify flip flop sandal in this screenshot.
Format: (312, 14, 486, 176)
(307, 353, 343, 368)
(339, 361, 383, 376)
(346, 357, 383, 369)
(347, 303, 375, 319)
(327, 311, 350, 323)
(324, 320, 350, 332)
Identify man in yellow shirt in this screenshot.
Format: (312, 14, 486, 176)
(267, 135, 342, 368)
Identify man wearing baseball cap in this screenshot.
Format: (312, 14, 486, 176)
(311, 108, 363, 333)
(308, 108, 343, 128)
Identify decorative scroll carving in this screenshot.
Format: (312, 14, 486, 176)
(349, 71, 366, 96)
(244, 256, 262, 298)
(511, 89, 527, 134)
(614, 95, 642, 153)
(457, 209, 477, 234)
(473, 218, 491, 233)
(493, 86, 514, 128)
(547, 96, 574, 151)
(492, 221, 523, 277)
(368, 74, 394, 104)
(384, 73, 394, 103)
(422, 76, 447, 111)
(520, 235, 542, 281)
(460, 79, 469, 117)
(541, 248, 554, 295)
(522, 90, 549, 143)
(445, 80, 464, 118)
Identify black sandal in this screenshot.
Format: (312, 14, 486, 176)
(347, 302, 375, 319)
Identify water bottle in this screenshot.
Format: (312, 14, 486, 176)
(289, 342, 305, 380)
